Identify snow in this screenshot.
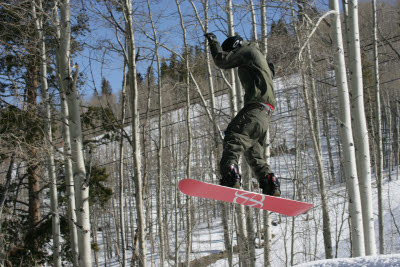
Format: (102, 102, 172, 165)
(294, 254, 400, 267)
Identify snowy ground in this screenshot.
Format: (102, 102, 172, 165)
(295, 254, 400, 267)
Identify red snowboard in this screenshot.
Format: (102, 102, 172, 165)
(178, 179, 313, 216)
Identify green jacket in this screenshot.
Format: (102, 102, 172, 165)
(208, 40, 276, 108)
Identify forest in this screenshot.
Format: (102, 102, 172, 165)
(0, 0, 400, 266)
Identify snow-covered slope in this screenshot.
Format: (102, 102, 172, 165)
(295, 254, 400, 267)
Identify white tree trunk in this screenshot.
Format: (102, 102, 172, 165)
(246, 4, 258, 266)
(59, 72, 80, 267)
(329, 0, 365, 256)
(249, 0, 257, 41)
(263, 115, 273, 267)
(146, 1, 165, 264)
(372, 0, 385, 254)
(301, 69, 333, 258)
(64, 52, 93, 267)
(175, 1, 193, 265)
(258, 3, 272, 266)
(56, 43, 80, 267)
(122, 1, 147, 265)
(225, 2, 248, 264)
(32, 1, 61, 266)
(260, 0, 268, 55)
(226, 0, 239, 115)
(119, 66, 127, 267)
(305, 37, 334, 258)
(53, 7, 79, 260)
(54, 1, 90, 265)
(346, 0, 376, 255)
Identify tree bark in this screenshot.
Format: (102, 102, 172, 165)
(25, 28, 41, 264)
(145, 1, 165, 264)
(260, 0, 268, 55)
(32, 1, 61, 265)
(301, 69, 333, 258)
(53, 7, 79, 264)
(0, 155, 14, 221)
(55, 1, 92, 265)
(330, 0, 365, 256)
(175, 1, 193, 265)
(371, 0, 385, 254)
(119, 65, 127, 267)
(122, 0, 147, 265)
(225, 0, 239, 115)
(346, 0, 376, 255)
(302, 43, 333, 258)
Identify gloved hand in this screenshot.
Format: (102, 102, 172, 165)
(204, 33, 217, 42)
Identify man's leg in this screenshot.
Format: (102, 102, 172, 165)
(244, 141, 281, 196)
(219, 132, 249, 188)
(242, 112, 281, 196)
(219, 105, 260, 187)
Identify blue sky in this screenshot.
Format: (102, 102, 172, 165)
(74, 0, 330, 101)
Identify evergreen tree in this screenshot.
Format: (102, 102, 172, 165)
(101, 77, 113, 96)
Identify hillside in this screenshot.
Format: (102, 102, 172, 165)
(93, 73, 400, 266)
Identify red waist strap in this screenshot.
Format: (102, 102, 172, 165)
(260, 103, 275, 112)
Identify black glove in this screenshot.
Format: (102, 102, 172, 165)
(204, 33, 217, 42)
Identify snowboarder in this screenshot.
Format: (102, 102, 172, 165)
(204, 33, 281, 197)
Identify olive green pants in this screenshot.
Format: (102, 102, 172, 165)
(220, 103, 272, 183)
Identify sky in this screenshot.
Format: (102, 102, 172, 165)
(72, 0, 299, 101)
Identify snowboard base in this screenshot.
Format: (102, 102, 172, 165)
(178, 179, 313, 216)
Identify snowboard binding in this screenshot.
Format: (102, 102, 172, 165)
(220, 164, 242, 189)
(260, 173, 281, 197)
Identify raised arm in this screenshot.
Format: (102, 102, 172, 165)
(204, 33, 246, 69)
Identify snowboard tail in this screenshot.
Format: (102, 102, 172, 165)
(178, 179, 313, 216)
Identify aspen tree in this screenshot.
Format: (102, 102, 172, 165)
(175, 1, 193, 265)
(304, 47, 333, 259)
(330, 0, 365, 256)
(55, 0, 93, 265)
(345, 0, 376, 255)
(146, 1, 165, 263)
(260, 0, 268, 55)
(53, 4, 79, 262)
(246, 2, 258, 265)
(118, 65, 127, 267)
(32, 1, 61, 265)
(249, 0, 257, 41)
(301, 69, 333, 258)
(372, 0, 385, 254)
(258, 1, 273, 266)
(225, 0, 239, 115)
(122, 0, 147, 265)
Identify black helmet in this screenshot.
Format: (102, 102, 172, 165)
(221, 35, 243, 52)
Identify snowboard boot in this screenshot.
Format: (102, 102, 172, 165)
(260, 173, 281, 197)
(220, 164, 242, 189)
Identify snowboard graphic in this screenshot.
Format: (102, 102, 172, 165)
(178, 179, 313, 216)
